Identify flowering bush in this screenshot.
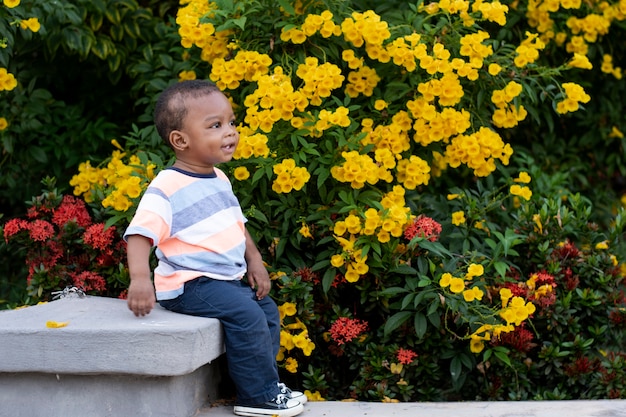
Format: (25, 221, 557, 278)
(1, 178, 129, 303)
(3, 0, 626, 403)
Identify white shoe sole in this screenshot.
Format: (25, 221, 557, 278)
(233, 401, 304, 417)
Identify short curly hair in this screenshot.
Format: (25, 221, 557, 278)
(154, 80, 221, 148)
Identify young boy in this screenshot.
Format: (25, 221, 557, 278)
(124, 80, 305, 417)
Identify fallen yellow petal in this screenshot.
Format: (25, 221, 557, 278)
(46, 321, 69, 328)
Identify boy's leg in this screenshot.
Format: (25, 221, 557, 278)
(160, 278, 280, 405)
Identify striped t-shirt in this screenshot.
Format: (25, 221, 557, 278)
(123, 167, 247, 300)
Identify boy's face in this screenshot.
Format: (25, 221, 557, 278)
(172, 91, 239, 173)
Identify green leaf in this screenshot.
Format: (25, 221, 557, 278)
(321, 268, 336, 294)
(384, 311, 412, 336)
(450, 356, 462, 381)
(414, 312, 427, 339)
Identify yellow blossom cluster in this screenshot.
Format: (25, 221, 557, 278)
(601, 54, 623, 79)
(331, 187, 412, 280)
(396, 156, 431, 190)
(472, 0, 509, 25)
(445, 127, 513, 177)
(70, 147, 156, 212)
(296, 57, 345, 106)
(408, 99, 471, 146)
(314, 106, 351, 134)
(566, 13, 611, 43)
(345, 65, 381, 98)
(417, 72, 465, 107)
(176, 0, 231, 64)
(243, 67, 309, 133)
(498, 288, 537, 325)
(510, 184, 533, 201)
(360, 114, 412, 154)
(330, 150, 388, 189)
(386, 33, 427, 72)
(491, 81, 528, 128)
(555, 82, 591, 114)
(439, 263, 485, 302)
(277, 302, 315, 370)
(341, 10, 391, 49)
(0, 68, 17, 91)
(459, 31, 494, 68)
(331, 234, 369, 282)
(210, 50, 273, 90)
(272, 158, 311, 193)
(233, 126, 270, 159)
(514, 32, 546, 67)
(280, 10, 341, 43)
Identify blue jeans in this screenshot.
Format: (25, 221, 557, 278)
(159, 277, 281, 405)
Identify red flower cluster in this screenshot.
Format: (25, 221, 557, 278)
(2, 190, 127, 300)
(329, 317, 368, 345)
(404, 214, 442, 242)
(396, 347, 418, 365)
(498, 324, 535, 353)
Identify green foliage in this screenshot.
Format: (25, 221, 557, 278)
(2, 0, 626, 402)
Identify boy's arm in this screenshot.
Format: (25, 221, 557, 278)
(126, 234, 156, 316)
(244, 228, 271, 300)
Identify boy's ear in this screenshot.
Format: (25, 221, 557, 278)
(169, 130, 188, 151)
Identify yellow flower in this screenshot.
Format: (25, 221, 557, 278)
(3, 0, 20, 8)
(331, 254, 345, 268)
(514, 171, 531, 183)
(299, 223, 312, 238)
(390, 362, 403, 374)
(278, 302, 297, 319)
(284, 357, 298, 373)
(449, 277, 465, 293)
(178, 70, 197, 81)
(447, 193, 460, 200)
(510, 184, 532, 201)
(595, 241, 609, 250)
(304, 390, 325, 401)
(466, 263, 484, 278)
(0, 117, 8, 130)
(439, 272, 452, 288)
(568, 53, 592, 70)
(374, 99, 387, 110)
(451, 211, 466, 226)
(470, 336, 485, 353)
(19, 17, 41, 32)
(488, 63, 502, 75)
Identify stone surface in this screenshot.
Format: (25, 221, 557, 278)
(0, 295, 224, 376)
(0, 295, 226, 417)
(198, 399, 626, 417)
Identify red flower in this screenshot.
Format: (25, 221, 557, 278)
(396, 348, 418, 365)
(564, 356, 597, 377)
(71, 271, 107, 292)
(28, 220, 55, 242)
(498, 324, 535, 353)
(329, 317, 368, 345)
(404, 214, 442, 242)
(83, 223, 116, 250)
(3, 218, 28, 241)
(52, 195, 91, 227)
(553, 239, 580, 260)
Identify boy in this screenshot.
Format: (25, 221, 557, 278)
(124, 80, 305, 417)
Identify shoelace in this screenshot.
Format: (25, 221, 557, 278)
(277, 382, 292, 396)
(272, 393, 289, 405)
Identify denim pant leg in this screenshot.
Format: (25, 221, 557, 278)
(159, 278, 281, 405)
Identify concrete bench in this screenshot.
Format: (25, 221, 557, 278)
(0, 295, 225, 417)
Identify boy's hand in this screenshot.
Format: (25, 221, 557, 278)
(127, 279, 156, 317)
(247, 259, 271, 300)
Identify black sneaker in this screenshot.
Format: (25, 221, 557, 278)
(278, 382, 308, 404)
(233, 393, 304, 417)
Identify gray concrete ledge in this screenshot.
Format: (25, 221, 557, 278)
(0, 295, 224, 376)
(199, 399, 626, 417)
